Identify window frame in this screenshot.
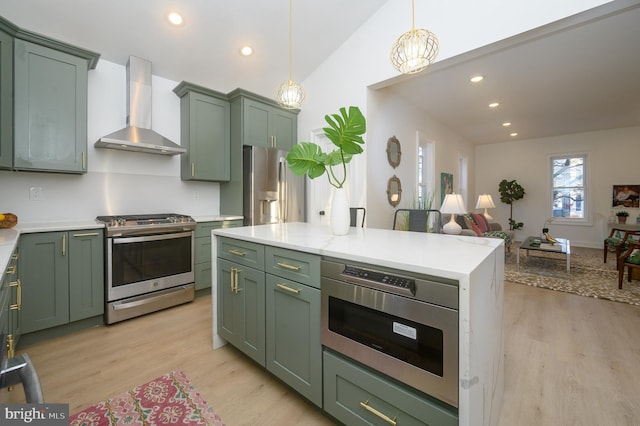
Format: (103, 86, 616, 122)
(549, 153, 589, 225)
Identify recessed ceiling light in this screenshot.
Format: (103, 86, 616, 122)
(167, 12, 184, 26)
(470, 75, 484, 83)
(488, 102, 500, 108)
(240, 46, 254, 56)
(510, 132, 519, 137)
(502, 122, 511, 127)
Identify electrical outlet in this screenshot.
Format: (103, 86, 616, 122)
(29, 186, 43, 201)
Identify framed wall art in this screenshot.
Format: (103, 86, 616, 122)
(440, 173, 453, 205)
(612, 185, 640, 208)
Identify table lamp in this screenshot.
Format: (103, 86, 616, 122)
(476, 194, 496, 221)
(441, 193, 467, 234)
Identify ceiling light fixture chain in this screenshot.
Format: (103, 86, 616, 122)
(276, 0, 305, 109)
(390, 0, 439, 75)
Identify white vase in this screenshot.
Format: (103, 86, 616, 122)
(330, 187, 350, 235)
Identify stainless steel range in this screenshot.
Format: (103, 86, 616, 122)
(96, 213, 196, 324)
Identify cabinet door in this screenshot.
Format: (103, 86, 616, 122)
(272, 108, 297, 150)
(68, 230, 104, 321)
(0, 28, 13, 169)
(217, 258, 265, 366)
(243, 98, 271, 147)
(14, 39, 88, 173)
(182, 92, 230, 181)
(266, 274, 322, 407)
(19, 232, 69, 333)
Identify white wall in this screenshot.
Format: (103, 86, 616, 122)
(476, 126, 640, 248)
(297, 0, 611, 229)
(1, 59, 221, 222)
(367, 88, 475, 229)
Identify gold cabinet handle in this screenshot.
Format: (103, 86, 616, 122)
(9, 279, 21, 311)
(277, 262, 300, 271)
(191, 163, 195, 177)
(73, 232, 100, 237)
(62, 234, 66, 256)
(276, 283, 301, 295)
(228, 249, 246, 257)
(230, 268, 237, 293)
(6, 265, 16, 274)
(11, 253, 18, 260)
(7, 334, 14, 359)
(359, 400, 397, 426)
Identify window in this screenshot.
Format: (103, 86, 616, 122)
(417, 134, 434, 209)
(551, 154, 586, 220)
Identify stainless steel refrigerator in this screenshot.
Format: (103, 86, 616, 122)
(243, 145, 305, 226)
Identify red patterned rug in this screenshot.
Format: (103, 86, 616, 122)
(69, 370, 225, 425)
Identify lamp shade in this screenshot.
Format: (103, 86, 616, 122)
(441, 193, 466, 234)
(475, 194, 496, 209)
(441, 194, 467, 214)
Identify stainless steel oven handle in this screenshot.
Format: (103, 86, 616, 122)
(111, 231, 193, 244)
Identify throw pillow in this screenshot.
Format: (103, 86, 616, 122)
(628, 249, 640, 265)
(464, 216, 484, 237)
(471, 213, 489, 233)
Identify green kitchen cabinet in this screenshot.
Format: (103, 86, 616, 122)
(0, 22, 14, 170)
(174, 82, 230, 182)
(19, 230, 104, 334)
(265, 245, 322, 407)
(220, 89, 298, 216)
(194, 219, 242, 291)
(13, 39, 94, 173)
(1, 245, 21, 357)
(217, 258, 265, 366)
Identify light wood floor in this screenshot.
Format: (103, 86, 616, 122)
(3, 280, 640, 425)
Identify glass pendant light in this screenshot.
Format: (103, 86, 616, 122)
(390, 0, 439, 75)
(276, 0, 305, 109)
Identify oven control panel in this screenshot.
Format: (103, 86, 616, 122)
(342, 266, 416, 295)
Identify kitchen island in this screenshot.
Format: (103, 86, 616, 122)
(211, 222, 504, 426)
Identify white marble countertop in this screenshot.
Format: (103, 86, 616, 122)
(212, 222, 502, 281)
(193, 215, 243, 223)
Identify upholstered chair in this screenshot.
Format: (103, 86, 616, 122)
(617, 242, 640, 289)
(604, 229, 640, 263)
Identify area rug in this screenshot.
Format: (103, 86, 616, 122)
(505, 248, 640, 306)
(69, 370, 225, 426)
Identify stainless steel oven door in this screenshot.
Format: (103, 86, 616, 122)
(321, 277, 459, 407)
(107, 231, 194, 302)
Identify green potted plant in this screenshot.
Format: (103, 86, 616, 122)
(616, 210, 629, 224)
(498, 179, 526, 230)
(286, 106, 366, 235)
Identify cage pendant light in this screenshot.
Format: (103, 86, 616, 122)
(390, 0, 439, 75)
(276, 0, 305, 109)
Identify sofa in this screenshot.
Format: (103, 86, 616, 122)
(442, 213, 514, 251)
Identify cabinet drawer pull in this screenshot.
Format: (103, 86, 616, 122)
(6, 265, 16, 274)
(276, 262, 300, 271)
(191, 163, 195, 177)
(228, 249, 246, 257)
(276, 283, 301, 295)
(359, 400, 397, 426)
(73, 232, 100, 237)
(62, 234, 66, 256)
(11, 253, 18, 260)
(9, 279, 21, 311)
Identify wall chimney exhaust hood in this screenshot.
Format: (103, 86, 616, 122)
(95, 56, 186, 155)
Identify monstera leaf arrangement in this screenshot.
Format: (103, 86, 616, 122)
(286, 106, 366, 189)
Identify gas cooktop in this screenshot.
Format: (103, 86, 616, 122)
(96, 213, 196, 236)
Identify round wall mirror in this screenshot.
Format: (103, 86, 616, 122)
(386, 136, 401, 168)
(387, 175, 402, 207)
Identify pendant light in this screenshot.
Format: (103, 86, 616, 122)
(390, 0, 439, 75)
(276, 0, 305, 109)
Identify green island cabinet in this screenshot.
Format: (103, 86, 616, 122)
(0, 20, 14, 170)
(173, 82, 231, 182)
(194, 219, 242, 291)
(1, 245, 21, 357)
(19, 230, 104, 335)
(220, 89, 298, 216)
(217, 237, 323, 408)
(10, 19, 99, 174)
